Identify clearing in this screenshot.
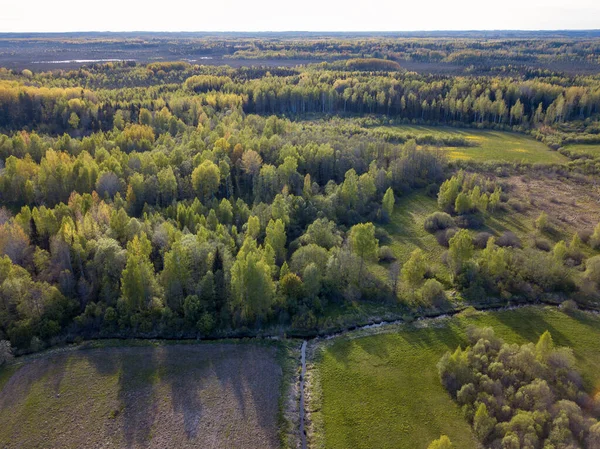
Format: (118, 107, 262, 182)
(307, 306, 600, 449)
(0, 342, 288, 449)
(375, 125, 567, 164)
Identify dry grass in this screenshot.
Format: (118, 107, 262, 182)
(0, 343, 284, 449)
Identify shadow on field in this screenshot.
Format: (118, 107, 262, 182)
(79, 344, 280, 448)
(328, 324, 464, 368)
(161, 346, 206, 439)
(493, 310, 573, 347)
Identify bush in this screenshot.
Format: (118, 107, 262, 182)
(378, 246, 396, 262)
(424, 212, 455, 233)
(454, 213, 484, 229)
(534, 237, 552, 252)
(497, 231, 522, 248)
(436, 228, 458, 247)
(559, 299, 578, 313)
(473, 232, 493, 249)
(374, 227, 392, 245)
(578, 229, 593, 244)
(507, 198, 528, 212)
(421, 279, 446, 306)
(425, 183, 440, 198)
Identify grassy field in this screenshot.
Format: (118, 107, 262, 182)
(308, 306, 600, 449)
(563, 143, 600, 158)
(375, 125, 567, 163)
(0, 342, 288, 449)
(370, 192, 451, 285)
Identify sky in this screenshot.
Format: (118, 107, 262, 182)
(1, 0, 599, 32)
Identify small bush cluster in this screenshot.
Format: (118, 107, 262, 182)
(438, 327, 600, 448)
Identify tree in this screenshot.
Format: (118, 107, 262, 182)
(68, 112, 80, 130)
(536, 330, 554, 362)
(349, 222, 379, 281)
(454, 192, 472, 215)
(120, 233, 161, 312)
(265, 219, 286, 265)
(447, 229, 474, 276)
(382, 187, 395, 218)
(401, 248, 427, 291)
(161, 239, 192, 313)
(535, 212, 549, 232)
(191, 160, 220, 200)
(230, 238, 274, 322)
(300, 218, 342, 250)
(438, 176, 460, 212)
(157, 167, 177, 206)
(510, 99, 524, 125)
(247, 215, 260, 239)
(473, 403, 496, 442)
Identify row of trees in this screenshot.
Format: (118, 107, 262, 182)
(2, 63, 600, 134)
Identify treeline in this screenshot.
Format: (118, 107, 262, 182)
(2, 67, 600, 135)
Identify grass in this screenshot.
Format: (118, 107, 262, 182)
(370, 192, 450, 285)
(309, 306, 600, 449)
(375, 125, 568, 163)
(0, 341, 288, 449)
(562, 143, 600, 158)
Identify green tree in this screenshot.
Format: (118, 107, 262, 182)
(68, 112, 80, 130)
(438, 176, 460, 212)
(454, 192, 472, 215)
(448, 229, 474, 276)
(401, 248, 427, 290)
(349, 222, 379, 281)
(265, 219, 286, 265)
(382, 187, 395, 217)
(120, 233, 161, 312)
(473, 403, 496, 442)
(191, 160, 221, 200)
(230, 238, 275, 322)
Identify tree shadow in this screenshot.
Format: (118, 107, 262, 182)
(492, 309, 573, 347)
(160, 345, 206, 440)
(116, 347, 159, 449)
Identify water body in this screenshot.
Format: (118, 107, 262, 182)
(31, 59, 136, 64)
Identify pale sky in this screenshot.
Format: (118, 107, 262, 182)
(1, 0, 599, 32)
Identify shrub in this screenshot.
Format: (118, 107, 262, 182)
(454, 213, 484, 229)
(496, 231, 522, 248)
(534, 237, 552, 252)
(424, 212, 455, 233)
(507, 198, 528, 212)
(473, 232, 493, 249)
(427, 435, 454, 449)
(436, 228, 457, 247)
(374, 227, 392, 245)
(421, 279, 446, 306)
(559, 299, 578, 313)
(378, 246, 396, 262)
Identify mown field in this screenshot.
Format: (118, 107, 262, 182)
(308, 307, 600, 449)
(0, 342, 288, 449)
(375, 125, 567, 163)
